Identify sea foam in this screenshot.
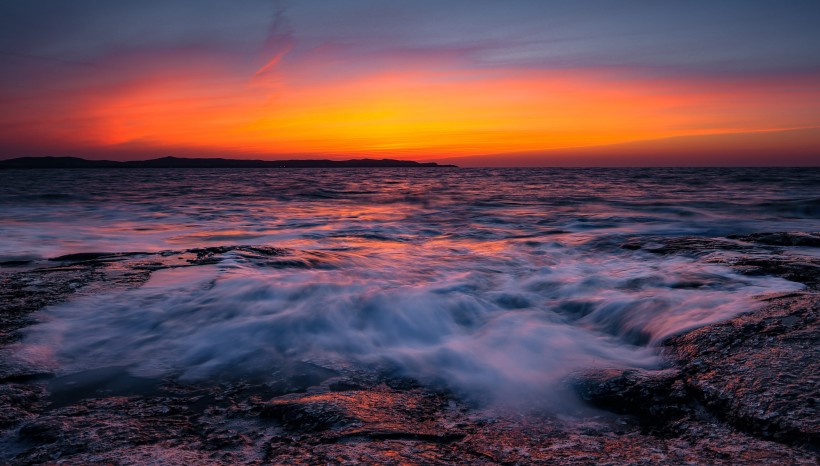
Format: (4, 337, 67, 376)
(20, 244, 801, 406)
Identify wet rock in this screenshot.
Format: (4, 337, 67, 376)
(1, 238, 819, 464)
(0, 267, 104, 344)
(0, 372, 815, 465)
(728, 232, 820, 248)
(572, 368, 690, 427)
(588, 234, 819, 452)
(188, 245, 288, 265)
(260, 395, 358, 432)
(0, 244, 304, 346)
(619, 232, 820, 289)
(0, 384, 46, 429)
(328, 380, 367, 392)
(0, 260, 32, 268)
(728, 257, 820, 289)
(619, 236, 752, 255)
(259, 386, 458, 440)
(48, 251, 148, 263)
(666, 293, 819, 448)
(622, 231, 820, 256)
(11, 396, 205, 464)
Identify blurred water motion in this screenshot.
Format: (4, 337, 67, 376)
(3, 167, 816, 405)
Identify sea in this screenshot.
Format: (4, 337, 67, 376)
(1, 167, 818, 406)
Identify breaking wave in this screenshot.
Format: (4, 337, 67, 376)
(4, 167, 814, 406)
(20, 243, 801, 405)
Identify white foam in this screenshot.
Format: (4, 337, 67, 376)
(20, 245, 802, 406)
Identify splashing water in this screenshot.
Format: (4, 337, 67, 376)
(3, 168, 815, 405)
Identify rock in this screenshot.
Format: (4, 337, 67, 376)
(666, 293, 820, 448)
(619, 233, 820, 289)
(728, 232, 820, 248)
(0, 383, 46, 428)
(619, 237, 752, 255)
(572, 368, 690, 427)
(1, 238, 819, 464)
(48, 252, 148, 263)
(259, 386, 460, 442)
(728, 257, 820, 289)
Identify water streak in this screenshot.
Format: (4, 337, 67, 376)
(2, 168, 816, 405)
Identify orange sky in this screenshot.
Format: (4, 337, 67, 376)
(4, 59, 819, 164)
(1, 1, 819, 165)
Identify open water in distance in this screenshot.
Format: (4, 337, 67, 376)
(1, 167, 818, 406)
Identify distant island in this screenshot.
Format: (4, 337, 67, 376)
(0, 156, 457, 169)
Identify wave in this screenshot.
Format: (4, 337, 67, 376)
(17, 246, 801, 408)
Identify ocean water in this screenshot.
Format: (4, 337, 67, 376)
(2, 167, 818, 405)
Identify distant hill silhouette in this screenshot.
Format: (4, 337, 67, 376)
(0, 156, 457, 169)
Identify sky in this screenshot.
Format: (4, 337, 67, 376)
(1, 0, 819, 166)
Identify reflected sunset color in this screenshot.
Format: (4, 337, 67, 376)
(3, 168, 815, 403)
(1, 4, 819, 460)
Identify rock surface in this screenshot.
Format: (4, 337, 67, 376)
(0, 235, 818, 464)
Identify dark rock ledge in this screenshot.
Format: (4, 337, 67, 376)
(0, 234, 818, 464)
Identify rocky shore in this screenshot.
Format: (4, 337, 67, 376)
(1, 233, 818, 464)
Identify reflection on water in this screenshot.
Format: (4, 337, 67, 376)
(2, 168, 817, 405)
(1, 167, 817, 259)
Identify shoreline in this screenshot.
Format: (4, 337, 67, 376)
(0, 233, 817, 464)
(0, 156, 458, 170)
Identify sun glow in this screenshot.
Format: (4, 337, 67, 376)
(1, 44, 817, 163)
(67, 57, 818, 160)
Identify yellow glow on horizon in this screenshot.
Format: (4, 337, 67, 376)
(59, 62, 820, 159)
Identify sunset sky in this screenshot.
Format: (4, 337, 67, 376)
(1, 0, 819, 166)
